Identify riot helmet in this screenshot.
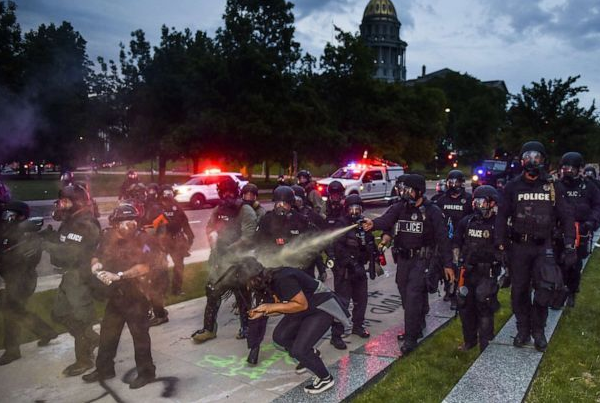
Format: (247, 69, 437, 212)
(401, 174, 426, 206)
(272, 186, 295, 216)
(327, 180, 345, 203)
(472, 185, 499, 218)
(446, 170, 465, 194)
(345, 194, 363, 220)
(53, 183, 91, 221)
(109, 204, 140, 237)
(147, 183, 159, 200)
(60, 171, 74, 186)
(584, 166, 597, 179)
(241, 183, 259, 201)
(217, 177, 240, 200)
(159, 185, 175, 200)
(297, 170, 311, 186)
(291, 185, 306, 210)
(520, 141, 546, 177)
(559, 152, 584, 182)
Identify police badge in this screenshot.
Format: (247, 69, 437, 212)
(483, 230, 490, 239)
(461, 198, 466, 204)
(543, 184, 550, 191)
(411, 213, 418, 221)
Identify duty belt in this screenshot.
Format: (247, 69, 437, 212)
(511, 233, 547, 244)
(397, 246, 433, 260)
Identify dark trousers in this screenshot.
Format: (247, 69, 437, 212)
(458, 276, 496, 351)
(1, 272, 55, 353)
(555, 236, 589, 294)
(203, 286, 250, 333)
(331, 267, 367, 337)
(509, 242, 549, 336)
(396, 257, 427, 342)
(149, 270, 169, 318)
(170, 251, 186, 294)
(273, 310, 332, 379)
(302, 256, 327, 279)
(96, 295, 155, 377)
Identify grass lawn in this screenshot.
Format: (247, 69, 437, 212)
(354, 289, 513, 402)
(0, 262, 209, 349)
(525, 252, 600, 402)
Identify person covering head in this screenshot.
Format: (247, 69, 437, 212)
(272, 185, 295, 216)
(446, 170, 466, 194)
(559, 152, 584, 183)
(472, 185, 499, 218)
(108, 204, 140, 237)
(520, 141, 546, 177)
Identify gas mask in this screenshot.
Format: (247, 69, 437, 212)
(116, 219, 138, 238)
(560, 165, 579, 184)
(274, 201, 292, 216)
(473, 197, 495, 218)
(446, 178, 463, 195)
(52, 198, 74, 222)
(521, 151, 544, 177)
(400, 186, 419, 206)
(346, 204, 363, 221)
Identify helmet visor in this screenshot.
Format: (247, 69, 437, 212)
(347, 204, 362, 217)
(1, 210, 17, 223)
(400, 186, 416, 200)
(329, 192, 343, 202)
(446, 178, 462, 189)
(584, 170, 595, 178)
(560, 165, 578, 177)
(473, 197, 491, 210)
(521, 150, 543, 165)
(162, 189, 174, 198)
(57, 198, 73, 210)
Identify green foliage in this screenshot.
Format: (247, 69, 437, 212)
(503, 76, 600, 161)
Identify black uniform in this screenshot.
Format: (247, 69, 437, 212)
(454, 214, 501, 351)
(557, 177, 600, 295)
(0, 218, 56, 363)
(331, 215, 373, 336)
(495, 174, 575, 340)
(93, 229, 159, 378)
(435, 189, 473, 238)
(297, 205, 327, 279)
(157, 200, 194, 294)
(372, 198, 451, 345)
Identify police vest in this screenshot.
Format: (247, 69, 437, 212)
(394, 204, 434, 249)
(213, 202, 242, 245)
(437, 193, 470, 228)
(563, 178, 592, 222)
(512, 180, 555, 238)
(462, 215, 495, 262)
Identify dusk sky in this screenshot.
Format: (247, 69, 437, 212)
(13, 0, 600, 108)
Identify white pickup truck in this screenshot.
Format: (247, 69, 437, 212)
(316, 163, 405, 201)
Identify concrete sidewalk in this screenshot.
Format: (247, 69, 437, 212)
(0, 258, 456, 403)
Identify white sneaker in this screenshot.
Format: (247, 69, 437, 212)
(304, 374, 335, 394)
(295, 349, 320, 374)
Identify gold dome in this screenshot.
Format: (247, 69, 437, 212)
(363, 0, 398, 18)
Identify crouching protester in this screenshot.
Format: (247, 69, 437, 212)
(241, 257, 350, 395)
(82, 204, 160, 389)
(453, 185, 502, 352)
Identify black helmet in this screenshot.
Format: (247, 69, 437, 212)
(327, 180, 344, 195)
(297, 170, 311, 182)
(109, 203, 140, 224)
(241, 183, 259, 197)
(473, 185, 500, 202)
(217, 177, 240, 199)
(59, 183, 91, 209)
(159, 185, 175, 199)
(1, 200, 30, 223)
(520, 141, 547, 158)
(559, 152, 584, 169)
(272, 186, 295, 205)
(584, 166, 597, 179)
(447, 169, 465, 182)
(404, 174, 426, 194)
(147, 183, 159, 197)
(291, 185, 306, 200)
(345, 194, 363, 218)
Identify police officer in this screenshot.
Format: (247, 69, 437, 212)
(583, 166, 600, 190)
(291, 185, 327, 281)
(363, 174, 452, 355)
(556, 152, 600, 307)
(241, 183, 266, 220)
(142, 183, 163, 227)
(435, 169, 473, 308)
(496, 141, 576, 352)
(323, 181, 346, 274)
(124, 182, 147, 218)
(330, 194, 373, 349)
(82, 204, 159, 389)
(192, 178, 257, 344)
(42, 184, 101, 376)
(60, 171, 75, 188)
(0, 201, 57, 365)
(297, 170, 325, 217)
(453, 186, 502, 352)
(119, 169, 139, 200)
(155, 185, 194, 295)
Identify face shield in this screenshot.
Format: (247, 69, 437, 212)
(162, 189, 175, 199)
(473, 197, 495, 218)
(294, 196, 304, 210)
(584, 170, 596, 179)
(400, 186, 418, 205)
(329, 191, 343, 203)
(560, 165, 579, 180)
(274, 201, 292, 216)
(128, 172, 137, 180)
(521, 151, 544, 176)
(297, 175, 309, 185)
(446, 178, 463, 193)
(346, 204, 362, 219)
(115, 219, 138, 237)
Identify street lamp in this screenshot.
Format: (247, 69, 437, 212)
(444, 108, 451, 113)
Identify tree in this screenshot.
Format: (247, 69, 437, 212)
(503, 76, 600, 161)
(0, 1, 22, 91)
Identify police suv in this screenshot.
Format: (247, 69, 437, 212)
(316, 161, 405, 202)
(173, 169, 248, 209)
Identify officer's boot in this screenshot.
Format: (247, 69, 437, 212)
(532, 331, 548, 352)
(566, 292, 576, 308)
(63, 335, 94, 376)
(247, 347, 260, 366)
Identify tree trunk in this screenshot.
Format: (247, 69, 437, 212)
(158, 153, 167, 184)
(265, 161, 270, 182)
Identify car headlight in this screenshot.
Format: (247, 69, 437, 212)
(472, 175, 479, 182)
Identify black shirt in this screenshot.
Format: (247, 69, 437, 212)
(272, 267, 318, 302)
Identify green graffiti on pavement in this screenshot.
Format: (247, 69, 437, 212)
(196, 343, 297, 381)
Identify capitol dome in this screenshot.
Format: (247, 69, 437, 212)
(363, 0, 398, 19)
